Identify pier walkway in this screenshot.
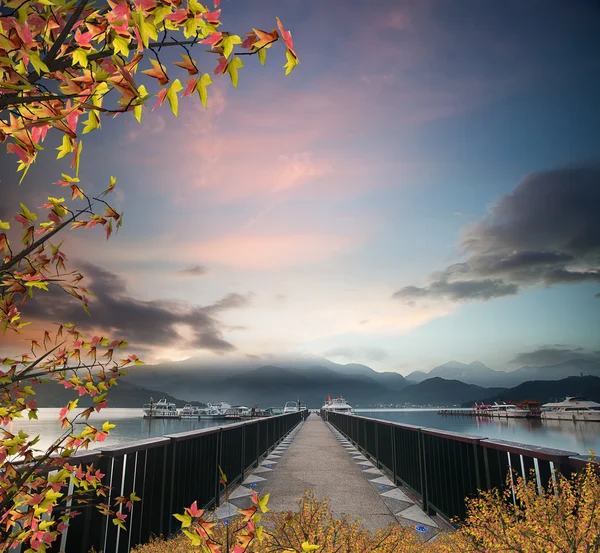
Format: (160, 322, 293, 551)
(218, 414, 441, 540)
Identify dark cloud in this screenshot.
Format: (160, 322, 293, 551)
(176, 265, 208, 277)
(23, 263, 252, 353)
(323, 347, 389, 362)
(394, 279, 518, 302)
(395, 164, 600, 303)
(511, 346, 600, 367)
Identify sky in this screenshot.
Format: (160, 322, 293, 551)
(1, 0, 599, 374)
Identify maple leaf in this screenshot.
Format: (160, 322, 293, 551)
(201, 31, 223, 47)
(142, 59, 169, 86)
(276, 17, 297, 59)
(226, 57, 244, 87)
(173, 54, 199, 75)
(238, 505, 257, 522)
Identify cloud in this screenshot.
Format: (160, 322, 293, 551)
(177, 265, 209, 277)
(510, 346, 600, 367)
(178, 233, 358, 269)
(323, 346, 389, 362)
(395, 164, 600, 303)
(22, 263, 251, 353)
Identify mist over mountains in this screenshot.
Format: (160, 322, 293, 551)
(117, 355, 600, 408)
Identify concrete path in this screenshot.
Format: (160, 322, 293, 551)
(220, 415, 441, 540)
(261, 415, 397, 533)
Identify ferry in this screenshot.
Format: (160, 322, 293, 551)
(180, 404, 202, 419)
(321, 395, 353, 413)
(200, 402, 230, 420)
(486, 403, 530, 418)
(541, 396, 600, 422)
(143, 398, 180, 419)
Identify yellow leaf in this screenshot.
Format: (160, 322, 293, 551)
(226, 57, 244, 88)
(72, 48, 88, 68)
(56, 134, 73, 159)
(112, 34, 130, 58)
(0, 220, 10, 230)
(302, 542, 320, 552)
(173, 512, 192, 528)
(82, 111, 100, 134)
(222, 35, 242, 58)
(258, 47, 267, 66)
(166, 79, 184, 117)
(195, 73, 212, 108)
(283, 50, 299, 75)
(182, 529, 202, 546)
(27, 49, 49, 74)
(102, 421, 116, 433)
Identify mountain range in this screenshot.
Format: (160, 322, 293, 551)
(405, 359, 600, 388)
(26, 355, 600, 409)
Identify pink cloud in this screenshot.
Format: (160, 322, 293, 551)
(171, 232, 359, 269)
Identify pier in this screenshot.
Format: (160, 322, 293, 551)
(49, 410, 596, 552)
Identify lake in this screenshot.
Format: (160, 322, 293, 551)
(4, 408, 231, 454)
(357, 409, 600, 455)
(6, 408, 600, 457)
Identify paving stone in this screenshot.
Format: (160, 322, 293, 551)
(260, 460, 277, 466)
(357, 461, 375, 468)
(395, 517, 440, 542)
(363, 467, 384, 475)
(243, 474, 267, 484)
(380, 495, 412, 514)
(214, 502, 238, 519)
(381, 487, 413, 503)
(395, 505, 439, 528)
(229, 485, 252, 499)
(252, 466, 273, 474)
(369, 475, 395, 487)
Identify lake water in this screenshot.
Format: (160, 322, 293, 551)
(4, 408, 231, 454)
(6, 408, 600, 457)
(357, 409, 600, 456)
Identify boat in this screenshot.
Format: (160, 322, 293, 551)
(223, 406, 251, 420)
(284, 401, 300, 413)
(321, 394, 353, 413)
(143, 398, 180, 419)
(486, 403, 530, 418)
(541, 396, 600, 422)
(180, 404, 202, 419)
(199, 402, 230, 420)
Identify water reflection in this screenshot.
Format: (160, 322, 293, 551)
(358, 409, 600, 455)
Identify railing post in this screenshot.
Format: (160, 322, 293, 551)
(419, 430, 430, 513)
(241, 423, 246, 482)
(375, 422, 380, 469)
(215, 429, 222, 508)
(391, 425, 397, 484)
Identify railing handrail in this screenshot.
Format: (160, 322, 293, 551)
(335, 411, 591, 460)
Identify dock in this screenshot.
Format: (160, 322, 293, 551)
(50, 409, 594, 553)
(259, 415, 440, 536)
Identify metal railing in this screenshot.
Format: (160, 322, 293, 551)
(324, 411, 595, 524)
(51, 411, 305, 553)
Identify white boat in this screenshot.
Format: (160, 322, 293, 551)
(224, 406, 251, 419)
(284, 401, 299, 413)
(180, 404, 202, 419)
(541, 396, 600, 422)
(321, 395, 353, 413)
(143, 398, 180, 419)
(199, 402, 230, 420)
(487, 403, 530, 418)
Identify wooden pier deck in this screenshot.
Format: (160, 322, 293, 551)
(217, 414, 441, 540)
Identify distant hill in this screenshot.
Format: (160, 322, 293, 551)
(123, 355, 410, 407)
(469, 375, 600, 406)
(406, 359, 600, 388)
(28, 379, 194, 408)
(406, 361, 506, 387)
(395, 377, 506, 406)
